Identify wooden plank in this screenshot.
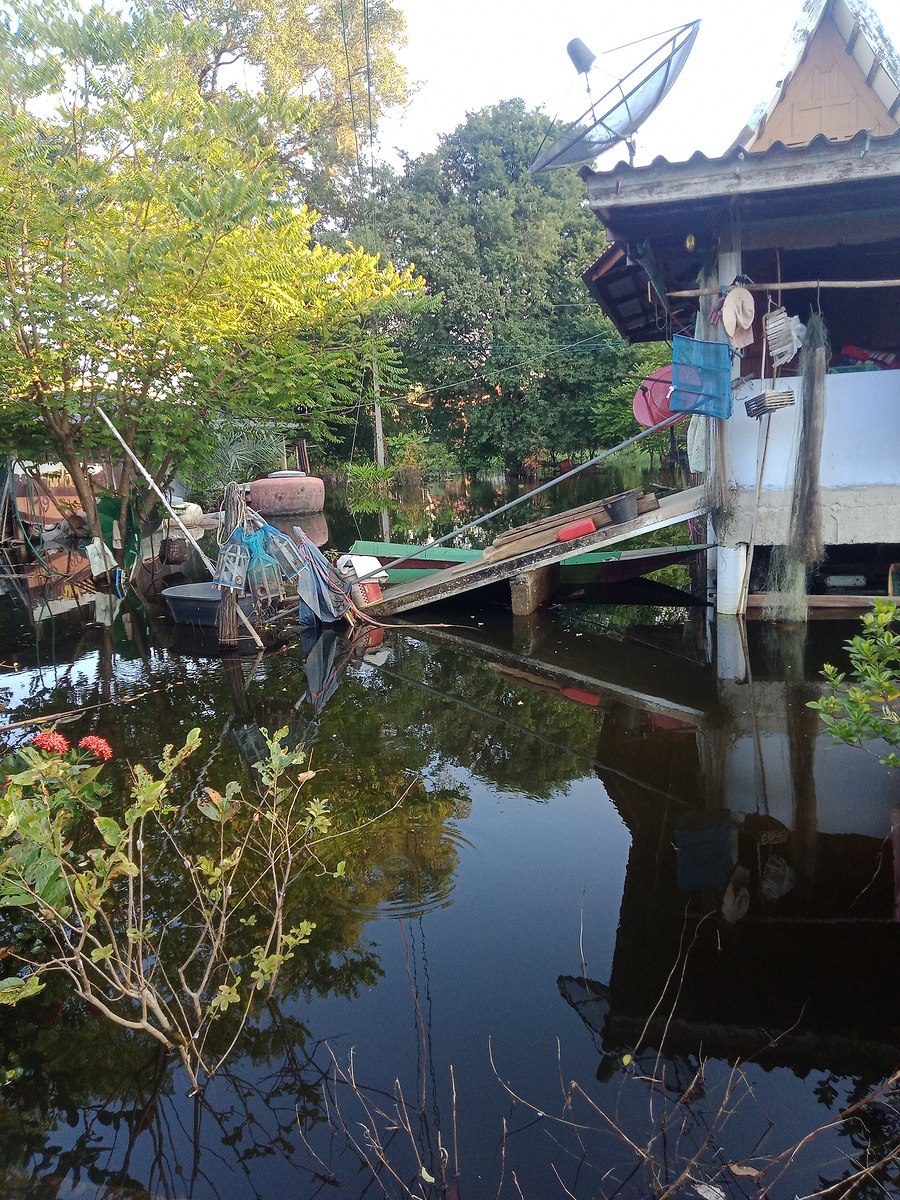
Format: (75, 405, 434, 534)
(637, 493, 661, 515)
(490, 499, 614, 547)
(483, 526, 575, 563)
(745, 592, 881, 616)
(365, 486, 707, 617)
(583, 139, 900, 212)
(484, 494, 659, 563)
(489, 490, 658, 551)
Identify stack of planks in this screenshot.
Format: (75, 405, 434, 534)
(482, 489, 659, 564)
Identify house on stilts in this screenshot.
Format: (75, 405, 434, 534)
(581, 0, 900, 620)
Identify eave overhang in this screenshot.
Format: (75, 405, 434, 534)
(580, 128, 900, 341)
(582, 128, 900, 235)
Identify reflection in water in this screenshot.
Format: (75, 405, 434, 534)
(0, 596, 898, 1196)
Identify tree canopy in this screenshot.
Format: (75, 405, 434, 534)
(0, 0, 420, 534)
(172, 0, 410, 214)
(362, 100, 641, 474)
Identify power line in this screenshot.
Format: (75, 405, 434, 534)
(337, 0, 364, 188)
(413, 331, 650, 401)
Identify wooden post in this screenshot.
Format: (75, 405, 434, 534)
(509, 563, 560, 616)
(217, 483, 241, 647)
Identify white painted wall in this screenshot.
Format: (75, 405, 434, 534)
(728, 370, 900, 489)
(719, 369, 900, 545)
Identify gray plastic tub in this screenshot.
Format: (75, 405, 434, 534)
(162, 583, 255, 627)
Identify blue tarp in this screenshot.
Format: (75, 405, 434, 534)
(291, 526, 352, 625)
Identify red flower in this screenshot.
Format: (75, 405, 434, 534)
(31, 731, 70, 755)
(78, 736, 113, 761)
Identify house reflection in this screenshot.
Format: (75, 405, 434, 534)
(577, 617, 900, 1083)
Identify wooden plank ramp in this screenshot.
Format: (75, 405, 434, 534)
(363, 485, 708, 618)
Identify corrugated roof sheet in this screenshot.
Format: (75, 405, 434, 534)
(583, 125, 900, 184)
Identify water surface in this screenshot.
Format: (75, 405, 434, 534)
(0, 479, 897, 1199)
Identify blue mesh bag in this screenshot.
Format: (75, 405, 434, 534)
(670, 334, 733, 419)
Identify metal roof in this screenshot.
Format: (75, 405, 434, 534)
(582, 127, 900, 224)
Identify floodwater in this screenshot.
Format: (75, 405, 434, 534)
(0, 475, 898, 1199)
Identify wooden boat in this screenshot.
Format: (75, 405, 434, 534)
(349, 539, 709, 586)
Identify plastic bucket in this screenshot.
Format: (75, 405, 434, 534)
(605, 491, 639, 524)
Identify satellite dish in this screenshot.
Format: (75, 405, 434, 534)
(531, 20, 700, 173)
(632, 365, 687, 428)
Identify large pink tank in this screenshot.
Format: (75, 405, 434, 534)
(248, 472, 325, 515)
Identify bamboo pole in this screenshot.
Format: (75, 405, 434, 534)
(668, 278, 900, 298)
(217, 482, 241, 647)
(94, 407, 265, 651)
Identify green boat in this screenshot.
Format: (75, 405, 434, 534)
(348, 540, 709, 586)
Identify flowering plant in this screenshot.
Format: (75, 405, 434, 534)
(0, 727, 355, 1090)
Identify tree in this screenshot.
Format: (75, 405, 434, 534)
(173, 0, 410, 217)
(0, 0, 420, 539)
(809, 599, 900, 769)
(364, 100, 637, 473)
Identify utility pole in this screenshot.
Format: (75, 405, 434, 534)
(372, 351, 385, 468)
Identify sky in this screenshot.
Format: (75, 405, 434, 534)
(378, 0, 900, 168)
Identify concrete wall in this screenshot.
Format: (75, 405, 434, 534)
(719, 369, 900, 546)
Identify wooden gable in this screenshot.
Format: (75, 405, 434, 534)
(743, 0, 900, 151)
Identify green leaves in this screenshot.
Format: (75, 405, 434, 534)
(0, 975, 44, 1005)
(809, 599, 900, 765)
(0, 0, 420, 531)
(0, 717, 352, 1085)
(367, 99, 631, 471)
(94, 816, 124, 847)
(197, 782, 242, 823)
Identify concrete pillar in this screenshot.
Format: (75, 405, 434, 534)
(509, 563, 560, 616)
(715, 614, 747, 681)
(715, 543, 748, 615)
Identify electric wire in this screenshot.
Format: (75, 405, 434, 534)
(337, 0, 365, 187)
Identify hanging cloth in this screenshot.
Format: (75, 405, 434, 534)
(291, 526, 352, 624)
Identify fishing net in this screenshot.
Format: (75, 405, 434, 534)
(244, 528, 284, 616)
(763, 312, 829, 622)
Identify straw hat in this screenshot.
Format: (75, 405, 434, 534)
(722, 287, 755, 349)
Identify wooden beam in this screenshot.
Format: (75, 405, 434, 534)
(366, 487, 707, 617)
(583, 141, 900, 214)
(745, 593, 880, 617)
(669, 278, 900, 298)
